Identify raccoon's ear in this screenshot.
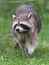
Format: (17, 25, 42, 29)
(12, 15, 16, 19)
(28, 12, 32, 19)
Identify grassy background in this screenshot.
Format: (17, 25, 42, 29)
(0, 0, 49, 65)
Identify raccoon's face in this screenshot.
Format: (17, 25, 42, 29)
(12, 12, 34, 33)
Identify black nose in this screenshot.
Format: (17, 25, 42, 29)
(16, 29, 19, 32)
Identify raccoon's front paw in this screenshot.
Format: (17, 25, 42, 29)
(25, 52, 31, 57)
(25, 49, 31, 57)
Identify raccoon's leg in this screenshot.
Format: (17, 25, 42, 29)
(26, 42, 38, 57)
(14, 37, 19, 49)
(26, 36, 38, 57)
(19, 40, 26, 54)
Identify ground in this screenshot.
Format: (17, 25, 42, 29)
(0, 15, 49, 65)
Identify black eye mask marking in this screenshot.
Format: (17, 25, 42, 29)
(20, 24, 30, 30)
(14, 24, 17, 29)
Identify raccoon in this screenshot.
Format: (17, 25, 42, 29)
(11, 5, 41, 57)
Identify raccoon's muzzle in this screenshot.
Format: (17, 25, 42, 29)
(13, 23, 30, 33)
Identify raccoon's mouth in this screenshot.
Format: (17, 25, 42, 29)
(16, 28, 29, 33)
(22, 30, 29, 33)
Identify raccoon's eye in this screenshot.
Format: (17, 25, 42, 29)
(20, 24, 30, 30)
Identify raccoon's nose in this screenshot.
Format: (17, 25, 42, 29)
(16, 29, 19, 32)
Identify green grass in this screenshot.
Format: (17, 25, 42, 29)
(0, 12, 49, 65)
